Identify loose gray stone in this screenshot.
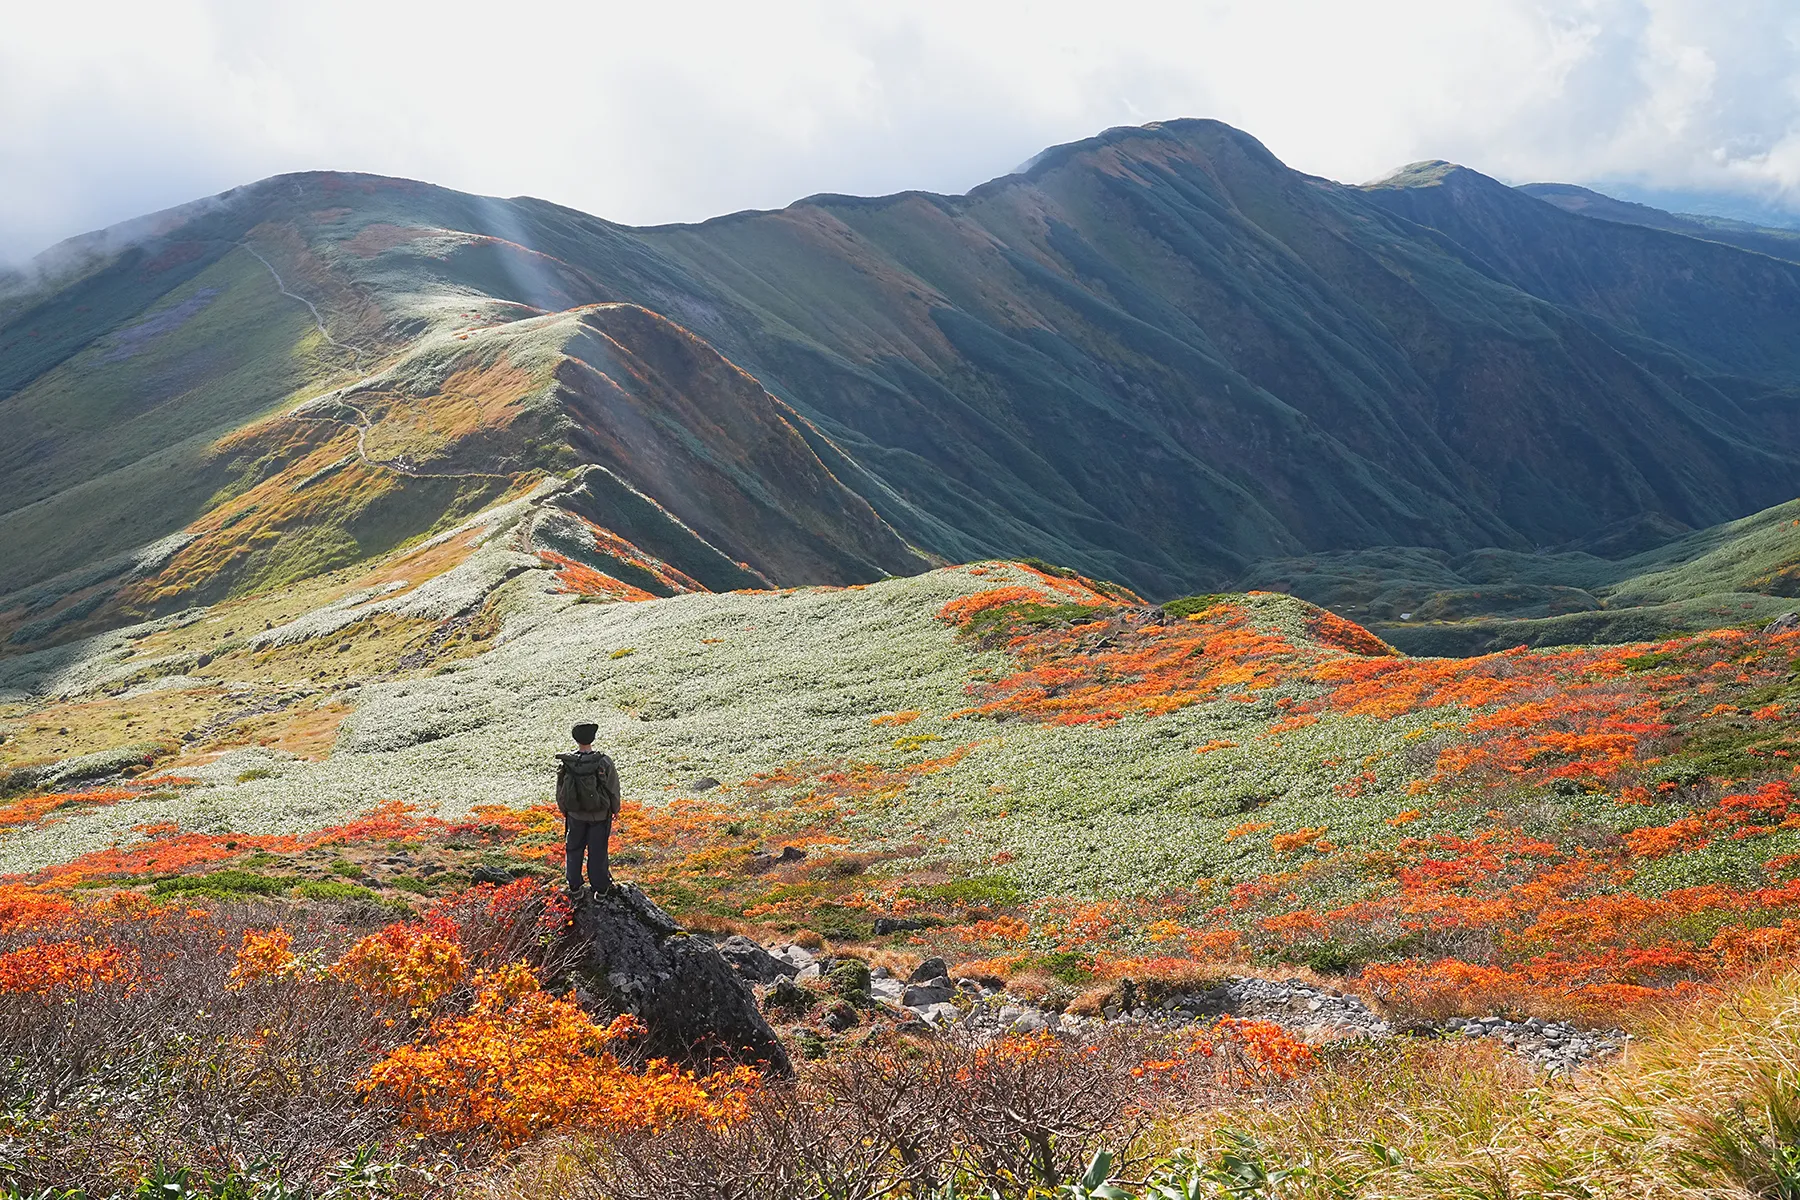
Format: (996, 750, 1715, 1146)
(909, 957, 949, 984)
(902, 980, 955, 1006)
(715, 935, 797, 984)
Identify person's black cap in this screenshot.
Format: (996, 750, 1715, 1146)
(572, 722, 599, 744)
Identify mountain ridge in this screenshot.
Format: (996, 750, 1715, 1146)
(5, 117, 1800, 652)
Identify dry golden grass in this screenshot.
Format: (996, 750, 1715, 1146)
(1000, 970, 1074, 1009)
(205, 697, 352, 761)
(862, 947, 924, 977)
(1183, 971, 1800, 1199)
(679, 913, 754, 939)
(358, 355, 538, 458)
(1064, 986, 1114, 1017)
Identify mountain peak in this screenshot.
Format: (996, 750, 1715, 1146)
(1364, 159, 1490, 191)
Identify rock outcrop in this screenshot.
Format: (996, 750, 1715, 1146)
(566, 884, 792, 1075)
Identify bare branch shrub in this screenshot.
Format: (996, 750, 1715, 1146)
(575, 1025, 1220, 1199)
(0, 881, 566, 1194)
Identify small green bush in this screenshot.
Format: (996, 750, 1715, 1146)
(826, 958, 872, 1006)
(961, 600, 1117, 643)
(1161, 593, 1228, 619)
(904, 875, 1023, 909)
(1012, 951, 1094, 985)
(802, 904, 875, 941)
(1019, 557, 1080, 579)
(295, 880, 379, 904)
(150, 870, 289, 898)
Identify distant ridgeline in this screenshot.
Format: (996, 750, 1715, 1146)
(5, 117, 1800, 653)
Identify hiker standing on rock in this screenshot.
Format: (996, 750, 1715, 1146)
(556, 722, 622, 898)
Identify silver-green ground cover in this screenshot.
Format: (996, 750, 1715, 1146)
(1, 564, 1453, 896)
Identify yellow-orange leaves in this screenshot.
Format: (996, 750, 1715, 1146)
(228, 927, 298, 989)
(0, 939, 130, 995)
(1270, 827, 1332, 854)
(332, 924, 467, 1015)
(361, 962, 756, 1147)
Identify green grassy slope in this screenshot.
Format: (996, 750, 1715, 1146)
(1240, 496, 1800, 654)
(0, 182, 925, 643)
(0, 562, 1517, 894)
(1366, 163, 1800, 386)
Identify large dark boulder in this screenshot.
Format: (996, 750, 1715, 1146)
(567, 884, 791, 1076)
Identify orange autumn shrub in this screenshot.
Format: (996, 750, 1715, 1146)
(1225, 820, 1272, 842)
(1270, 827, 1330, 854)
(0, 939, 131, 995)
(1622, 816, 1708, 858)
(956, 915, 1031, 943)
(538, 551, 656, 601)
(332, 924, 467, 1015)
(0, 787, 133, 829)
(1357, 955, 1711, 1025)
(1710, 918, 1800, 968)
(950, 601, 1298, 726)
(421, 875, 573, 968)
(227, 927, 298, 989)
(361, 962, 757, 1147)
(0, 885, 74, 934)
(1306, 610, 1396, 658)
(938, 586, 1060, 625)
(1132, 1017, 1315, 1085)
(1212, 1016, 1316, 1081)
(1624, 781, 1800, 859)
(1189, 928, 1243, 957)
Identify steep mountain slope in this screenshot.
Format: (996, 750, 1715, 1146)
(535, 125, 1800, 585)
(0, 194, 925, 644)
(1519, 181, 1800, 264)
(6, 119, 1800, 644)
(1365, 163, 1800, 393)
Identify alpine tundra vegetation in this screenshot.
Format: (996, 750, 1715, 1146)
(9, 539, 1800, 1194)
(10, 114, 1800, 1197)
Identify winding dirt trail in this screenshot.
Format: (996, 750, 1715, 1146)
(241, 243, 369, 368)
(242, 242, 514, 482)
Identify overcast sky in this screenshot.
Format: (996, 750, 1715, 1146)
(5, 0, 1800, 263)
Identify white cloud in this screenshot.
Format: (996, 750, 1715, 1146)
(3, 0, 1800, 262)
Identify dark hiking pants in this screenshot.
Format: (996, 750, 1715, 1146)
(565, 815, 613, 892)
